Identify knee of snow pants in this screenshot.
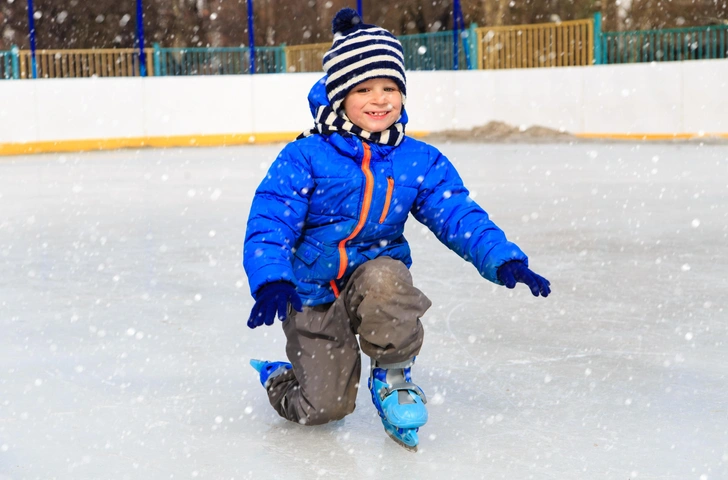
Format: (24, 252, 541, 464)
(343, 256, 431, 364)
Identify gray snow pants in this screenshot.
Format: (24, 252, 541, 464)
(266, 256, 432, 426)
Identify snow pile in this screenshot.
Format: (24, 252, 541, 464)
(425, 121, 577, 143)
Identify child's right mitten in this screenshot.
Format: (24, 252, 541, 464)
(247, 281, 303, 329)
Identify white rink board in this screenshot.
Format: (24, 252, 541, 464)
(143, 75, 255, 137)
(0, 80, 39, 143)
(682, 60, 728, 134)
(250, 73, 320, 133)
(1, 60, 728, 144)
(36, 78, 145, 141)
(581, 62, 684, 134)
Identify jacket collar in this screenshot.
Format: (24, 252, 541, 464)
(325, 131, 397, 161)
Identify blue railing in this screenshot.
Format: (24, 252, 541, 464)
(598, 24, 728, 64)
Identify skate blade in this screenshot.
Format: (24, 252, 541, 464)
(381, 420, 420, 452)
(386, 430, 418, 452)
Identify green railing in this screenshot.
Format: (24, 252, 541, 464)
(599, 24, 728, 64)
(399, 29, 473, 71)
(0, 50, 11, 79)
(152, 44, 286, 75)
(1, 48, 19, 79)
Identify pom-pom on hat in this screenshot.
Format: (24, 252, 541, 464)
(323, 8, 406, 116)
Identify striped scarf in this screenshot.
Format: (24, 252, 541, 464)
(297, 105, 405, 147)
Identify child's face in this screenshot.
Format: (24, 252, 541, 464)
(342, 78, 402, 133)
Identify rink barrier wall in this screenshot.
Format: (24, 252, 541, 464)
(1, 60, 727, 156)
(0, 133, 301, 156)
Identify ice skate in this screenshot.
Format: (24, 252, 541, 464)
(368, 358, 428, 452)
(250, 359, 292, 388)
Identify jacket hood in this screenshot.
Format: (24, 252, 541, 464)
(307, 75, 409, 126)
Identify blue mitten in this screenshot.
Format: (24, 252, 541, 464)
(497, 261, 551, 297)
(247, 281, 303, 329)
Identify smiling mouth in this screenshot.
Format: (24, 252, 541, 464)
(366, 111, 390, 118)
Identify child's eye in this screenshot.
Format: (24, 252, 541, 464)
(356, 88, 370, 93)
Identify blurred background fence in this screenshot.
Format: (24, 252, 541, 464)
(17, 48, 152, 79)
(153, 45, 285, 75)
(401, 29, 473, 71)
(1, 49, 16, 79)
(1, 14, 726, 79)
(476, 19, 594, 69)
(599, 24, 728, 63)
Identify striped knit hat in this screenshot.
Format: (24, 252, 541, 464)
(323, 8, 406, 116)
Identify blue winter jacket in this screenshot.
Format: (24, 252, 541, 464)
(243, 78, 528, 306)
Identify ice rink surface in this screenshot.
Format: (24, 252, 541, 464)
(1, 141, 726, 480)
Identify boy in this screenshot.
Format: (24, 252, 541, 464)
(243, 8, 550, 451)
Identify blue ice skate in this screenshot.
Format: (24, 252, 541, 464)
(368, 359, 428, 452)
(250, 359, 292, 388)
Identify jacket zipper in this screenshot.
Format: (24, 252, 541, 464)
(378, 177, 394, 224)
(335, 142, 373, 281)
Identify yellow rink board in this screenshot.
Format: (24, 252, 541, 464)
(1, 131, 727, 156)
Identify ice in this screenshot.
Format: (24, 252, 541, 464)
(1, 142, 727, 479)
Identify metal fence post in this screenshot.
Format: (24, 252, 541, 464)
(593, 12, 603, 64)
(247, 0, 255, 74)
(136, 0, 147, 76)
(11, 45, 20, 79)
(452, 0, 463, 70)
(27, 0, 38, 78)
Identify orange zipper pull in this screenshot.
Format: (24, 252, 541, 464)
(379, 176, 394, 224)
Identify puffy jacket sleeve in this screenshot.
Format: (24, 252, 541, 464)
(243, 142, 313, 298)
(411, 146, 528, 284)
